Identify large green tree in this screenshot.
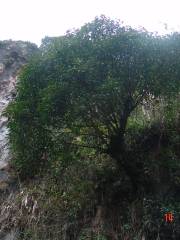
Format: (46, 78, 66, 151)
(7, 16, 180, 184)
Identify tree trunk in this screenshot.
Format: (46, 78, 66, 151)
(107, 134, 139, 195)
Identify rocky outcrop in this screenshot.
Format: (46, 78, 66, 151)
(0, 40, 38, 190)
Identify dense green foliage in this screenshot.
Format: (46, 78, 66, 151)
(5, 15, 180, 239)
(7, 16, 179, 177)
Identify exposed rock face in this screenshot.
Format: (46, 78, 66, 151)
(0, 40, 38, 190)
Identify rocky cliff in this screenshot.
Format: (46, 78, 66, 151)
(0, 40, 38, 190)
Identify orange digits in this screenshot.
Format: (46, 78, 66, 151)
(164, 213, 174, 222)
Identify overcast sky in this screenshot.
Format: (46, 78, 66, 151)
(1, 0, 180, 46)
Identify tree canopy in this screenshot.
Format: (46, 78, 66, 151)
(7, 16, 180, 180)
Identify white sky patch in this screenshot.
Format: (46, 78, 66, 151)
(1, 0, 180, 46)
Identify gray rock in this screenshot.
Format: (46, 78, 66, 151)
(0, 40, 38, 189)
